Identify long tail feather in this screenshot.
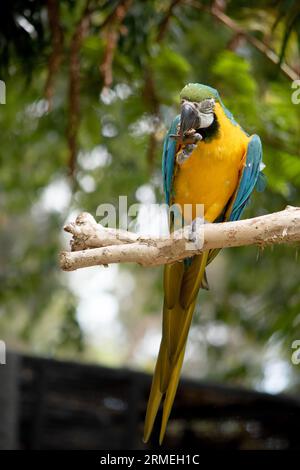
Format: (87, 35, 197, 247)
(164, 262, 184, 309)
(143, 251, 208, 444)
(143, 343, 164, 443)
(159, 346, 186, 444)
(180, 252, 209, 308)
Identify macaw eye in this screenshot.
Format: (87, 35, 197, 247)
(199, 98, 215, 113)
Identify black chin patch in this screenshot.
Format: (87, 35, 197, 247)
(197, 113, 220, 141)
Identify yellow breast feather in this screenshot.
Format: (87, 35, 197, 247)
(173, 103, 250, 223)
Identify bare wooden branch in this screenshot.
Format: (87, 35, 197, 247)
(60, 206, 300, 271)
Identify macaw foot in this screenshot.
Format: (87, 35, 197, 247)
(176, 134, 202, 164)
(176, 144, 197, 164)
(188, 216, 206, 245)
(170, 130, 202, 145)
(183, 130, 202, 145)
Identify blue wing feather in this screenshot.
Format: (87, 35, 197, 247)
(229, 134, 264, 222)
(162, 115, 180, 205)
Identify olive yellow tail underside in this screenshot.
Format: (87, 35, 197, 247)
(143, 251, 209, 444)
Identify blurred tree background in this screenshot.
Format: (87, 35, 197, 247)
(0, 0, 299, 395)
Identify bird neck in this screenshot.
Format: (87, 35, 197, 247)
(198, 112, 220, 142)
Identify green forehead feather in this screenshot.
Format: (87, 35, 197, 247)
(180, 83, 219, 102)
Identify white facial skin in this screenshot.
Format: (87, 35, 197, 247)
(197, 98, 215, 128)
(185, 98, 215, 129)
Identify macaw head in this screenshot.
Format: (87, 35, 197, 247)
(179, 83, 220, 139)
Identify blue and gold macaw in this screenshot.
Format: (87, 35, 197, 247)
(143, 83, 265, 444)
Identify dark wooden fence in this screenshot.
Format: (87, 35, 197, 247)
(0, 352, 300, 449)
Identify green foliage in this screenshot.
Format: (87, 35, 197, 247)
(0, 0, 299, 391)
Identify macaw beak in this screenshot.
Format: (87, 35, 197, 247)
(179, 101, 199, 139)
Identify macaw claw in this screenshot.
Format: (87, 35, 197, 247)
(188, 217, 212, 250)
(176, 144, 197, 164)
(175, 129, 203, 164)
(188, 216, 205, 243)
(170, 129, 202, 145)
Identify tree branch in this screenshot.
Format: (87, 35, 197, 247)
(186, 0, 299, 82)
(60, 206, 300, 271)
(67, 0, 92, 177)
(156, 0, 182, 42)
(44, 0, 64, 110)
(99, 0, 132, 90)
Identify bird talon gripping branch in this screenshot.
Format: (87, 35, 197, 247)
(188, 216, 206, 244)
